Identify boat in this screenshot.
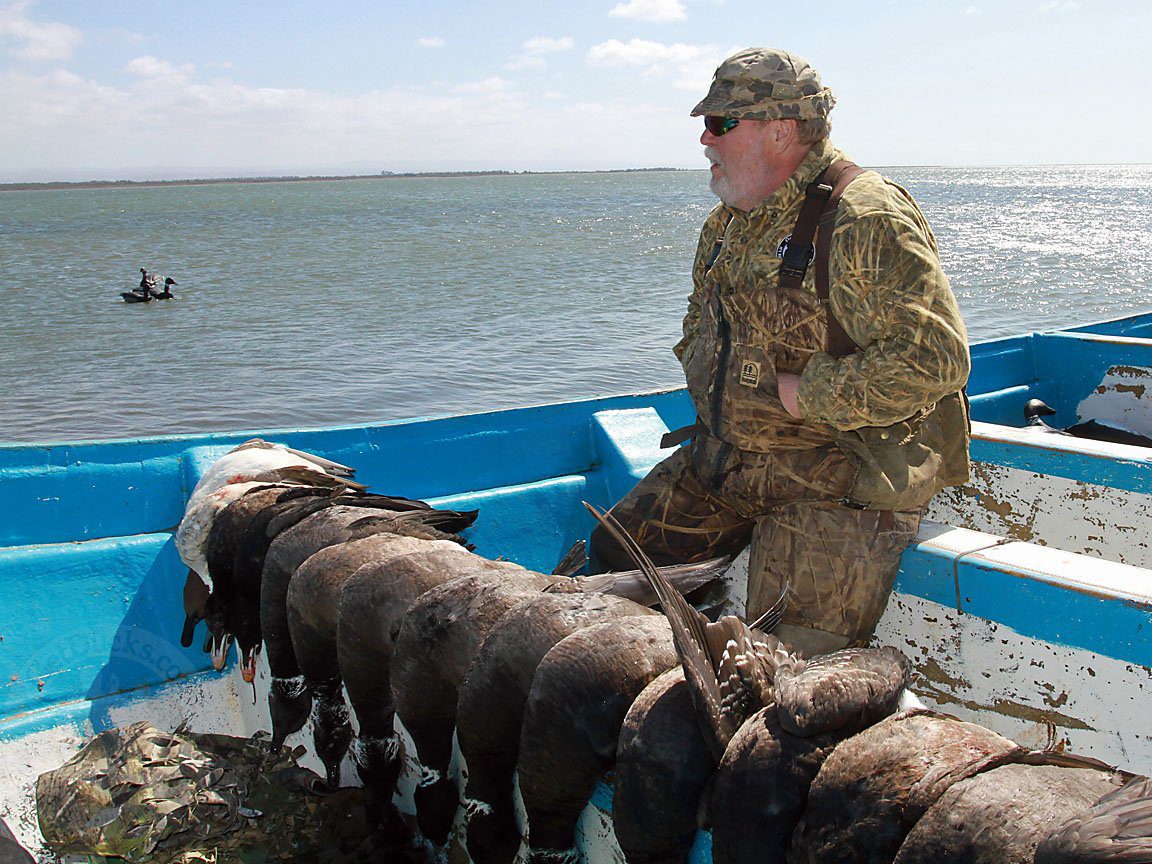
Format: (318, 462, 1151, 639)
(2, 311, 1151, 861)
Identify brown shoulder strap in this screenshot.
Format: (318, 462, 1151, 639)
(815, 161, 866, 357)
(777, 159, 866, 356)
(777, 167, 834, 291)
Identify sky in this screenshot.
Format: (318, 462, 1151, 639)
(1, 0, 1149, 181)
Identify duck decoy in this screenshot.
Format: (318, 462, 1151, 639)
(1064, 417, 1152, 448)
(1024, 399, 1071, 434)
(1024, 400, 1152, 447)
(152, 277, 176, 299)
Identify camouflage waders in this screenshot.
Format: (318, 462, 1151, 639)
(591, 435, 922, 654)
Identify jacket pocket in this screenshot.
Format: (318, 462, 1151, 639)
(833, 391, 970, 511)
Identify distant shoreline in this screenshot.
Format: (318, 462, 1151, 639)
(0, 167, 685, 192)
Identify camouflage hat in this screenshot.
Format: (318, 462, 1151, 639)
(691, 47, 835, 121)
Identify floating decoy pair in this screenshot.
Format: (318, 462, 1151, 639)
(121, 267, 176, 303)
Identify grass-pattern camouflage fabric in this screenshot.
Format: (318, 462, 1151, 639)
(675, 138, 970, 449)
(592, 437, 920, 646)
(36, 722, 378, 863)
(746, 502, 921, 644)
(690, 47, 835, 121)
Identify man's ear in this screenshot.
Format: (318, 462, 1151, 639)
(771, 118, 799, 148)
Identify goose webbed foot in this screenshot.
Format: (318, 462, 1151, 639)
(465, 793, 521, 864)
(311, 679, 353, 787)
(268, 675, 311, 749)
(413, 769, 460, 847)
(353, 733, 404, 797)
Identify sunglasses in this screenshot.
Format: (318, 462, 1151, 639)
(704, 116, 740, 137)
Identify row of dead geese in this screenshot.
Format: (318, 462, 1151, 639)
(176, 440, 1152, 864)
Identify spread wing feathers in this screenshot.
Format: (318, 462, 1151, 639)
(265, 465, 367, 492)
(1035, 775, 1152, 863)
(773, 645, 912, 738)
(583, 502, 788, 759)
(713, 616, 790, 724)
(748, 580, 790, 635)
(556, 556, 730, 605)
(345, 506, 479, 540)
(328, 491, 437, 513)
(229, 438, 356, 477)
(552, 539, 588, 576)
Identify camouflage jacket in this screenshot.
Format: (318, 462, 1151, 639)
(675, 138, 970, 456)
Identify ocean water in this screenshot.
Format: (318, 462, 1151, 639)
(2, 165, 1150, 444)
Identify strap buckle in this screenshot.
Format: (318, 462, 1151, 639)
(806, 180, 834, 200)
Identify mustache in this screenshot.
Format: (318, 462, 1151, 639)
(704, 146, 719, 165)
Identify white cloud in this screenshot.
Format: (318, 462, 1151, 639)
(1036, 0, 1079, 10)
(0, 0, 82, 61)
(506, 35, 573, 72)
(505, 55, 547, 72)
(522, 36, 573, 55)
(587, 38, 702, 67)
(417, 36, 445, 48)
(453, 76, 511, 95)
(126, 55, 195, 81)
(0, 59, 561, 177)
(608, 0, 686, 22)
(587, 39, 724, 95)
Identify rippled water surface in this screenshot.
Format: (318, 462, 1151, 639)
(2, 165, 1150, 442)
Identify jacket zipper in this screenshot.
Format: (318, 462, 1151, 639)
(710, 297, 731, 437)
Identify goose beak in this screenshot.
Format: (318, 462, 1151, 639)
(210, 633, 233, 671)
(240, 649, 258, 683)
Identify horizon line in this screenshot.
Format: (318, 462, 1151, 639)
(3, 162, 1151, 192)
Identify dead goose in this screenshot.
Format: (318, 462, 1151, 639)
(457, 590, 653, 864)
(329, 544, 518, 798)
(893, 760, 1130, 864)
(224, 487, 453, 681)
(392, 569, 553, 846)
(709, 705, 847, 864)
(1034, 774, 1152, 863)
(0, 816, 34, 864)
(705, 647, 912, 864)
(188, 439, 360, 503)
(390, 555, 729, 849)
(198, 483, 325, 669)
(175, 440, 363, 639)
(612, 667, 717, 864)
(517, 614, 679, 864)
(789, 710, 1023, 864)
(586, 503, 917, 864)
(286, 532, 449, 785)
(584, 503, 788, 760)
(260, 503, 475, 749)
(216, 485, 340, 680)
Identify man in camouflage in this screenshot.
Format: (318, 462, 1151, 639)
(592, 48, 971, 656)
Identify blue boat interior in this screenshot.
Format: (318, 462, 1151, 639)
(3, 313, 1152, 736)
